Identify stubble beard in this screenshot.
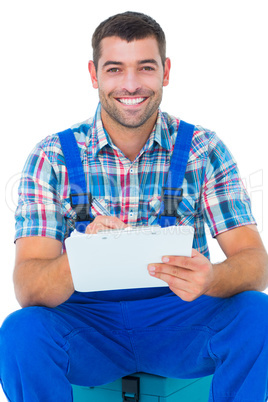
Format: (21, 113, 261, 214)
(98, 89, 163, 130)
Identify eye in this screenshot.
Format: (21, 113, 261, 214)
(142, 66, 155, 71)
(107, 68, 120, 73)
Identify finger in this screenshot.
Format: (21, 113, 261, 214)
(85, 216, 128, 234)
(107, 217, 129, 230)
(148, 263, 191, 282)
(85, 221, 106, 234)
(169, 286, 200, 302)
(161, 255, 196, 271)
(191, 248, 200, 257)
(148, 266, 204, 301)
(148, 268, 193, 294)
(162, 248, 207, 271)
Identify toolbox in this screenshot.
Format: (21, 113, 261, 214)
(72, 373, 213, 401)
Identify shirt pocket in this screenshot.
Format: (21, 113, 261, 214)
(147, 195, 162, 225)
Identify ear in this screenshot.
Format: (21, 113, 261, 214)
(163, 57, 171, 87)
(88, 60, 98, 89)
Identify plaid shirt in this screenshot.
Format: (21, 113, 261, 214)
(15, 104, 255, 259)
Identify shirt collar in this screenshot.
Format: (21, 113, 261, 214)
(148, 110, 173, 151)
(90, 103, 111, 158)
(90, 103, 173, 158)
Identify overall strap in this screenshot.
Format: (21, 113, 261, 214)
(58, 129, 93, 233)
(158, 120, 195, 228)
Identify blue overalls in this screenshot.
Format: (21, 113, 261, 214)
(1, 122, 268, 402)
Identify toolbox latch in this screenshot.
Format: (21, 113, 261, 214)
(122, 376, 140, 402)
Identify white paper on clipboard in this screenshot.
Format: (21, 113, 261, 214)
(65, 225, 194, 292)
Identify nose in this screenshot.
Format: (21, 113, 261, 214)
(121, 69, 141, 94)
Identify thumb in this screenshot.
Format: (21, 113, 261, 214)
(191, 248, 200, 258)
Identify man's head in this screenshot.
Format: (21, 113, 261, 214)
(92, 11, 166, 71)
(88, 12, 170, 135)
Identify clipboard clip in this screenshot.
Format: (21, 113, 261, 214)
(159, 186, 183, 219)
(70, 192, 93, 222)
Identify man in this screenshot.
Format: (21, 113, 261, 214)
(0, 11, 268, 402)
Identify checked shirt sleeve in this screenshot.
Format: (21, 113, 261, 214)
(201, 133, 256, 238)
(15, 141, 67, 243)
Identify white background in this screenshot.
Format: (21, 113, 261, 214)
(0, 0, 267, 397)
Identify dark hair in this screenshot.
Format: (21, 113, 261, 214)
(92, 11, 166, 70)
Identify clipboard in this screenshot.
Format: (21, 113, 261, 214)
(65, 225, 194, 292)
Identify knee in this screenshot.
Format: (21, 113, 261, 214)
(231, 290, 268, 332)
(0, 307, 49, 353)
(210, 291, 268, 360)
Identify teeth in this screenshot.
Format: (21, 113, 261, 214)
(118, 97, 146, 105)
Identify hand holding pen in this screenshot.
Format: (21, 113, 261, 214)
(85, 215, 129, 234)
(85, 198, 129, 234)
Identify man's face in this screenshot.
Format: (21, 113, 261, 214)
(89, 36, 170, 131)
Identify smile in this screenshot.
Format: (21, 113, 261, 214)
(117, 97, 147, 106)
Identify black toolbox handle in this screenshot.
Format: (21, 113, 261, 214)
(122, 376, 140, 401)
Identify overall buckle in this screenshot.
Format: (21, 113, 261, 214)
(159, 187, 183, 219)
(70, 192, 93, 222)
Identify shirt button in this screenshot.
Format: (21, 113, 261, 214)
(130, 168, 134, 173)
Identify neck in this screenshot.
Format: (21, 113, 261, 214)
(101, 109, 158, 161)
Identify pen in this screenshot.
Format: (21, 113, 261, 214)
(92, 198, 112, 216)
(92, 198, 160, 230)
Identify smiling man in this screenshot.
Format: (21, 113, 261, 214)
(0, 11, 268, 402)
(88, 36, 171, 160)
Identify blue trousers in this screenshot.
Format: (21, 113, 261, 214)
(0, 289, 268, 401)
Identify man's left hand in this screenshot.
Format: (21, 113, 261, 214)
(148, 249, 215, 301)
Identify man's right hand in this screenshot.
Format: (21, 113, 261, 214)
(85, 215, 129, 234)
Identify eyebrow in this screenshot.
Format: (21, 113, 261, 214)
(102, 59, 159, 69)
(102, 61, 123, 68)
(138, 59, 159, 66)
